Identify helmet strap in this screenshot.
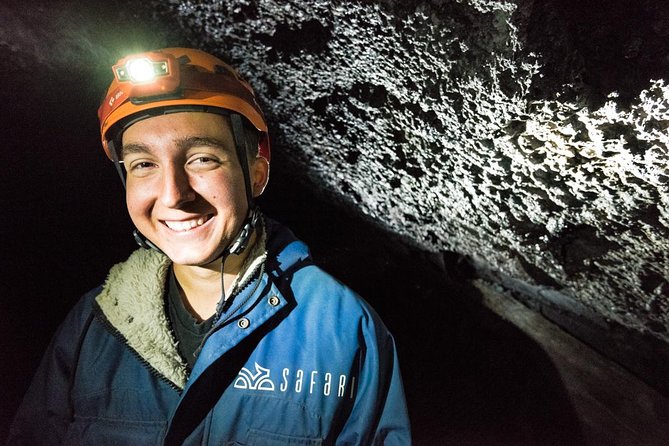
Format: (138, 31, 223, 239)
(133, 229, 164, 253)
(229, 113, 255, 207)
(217, 113, 261, 307)
(226, 112, 260, 255)
(108, 139, 126, 188)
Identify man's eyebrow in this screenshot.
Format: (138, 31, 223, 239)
(121, 137, 234, 158)
(121, 143, 151, 158)
(176, 136, 233, 153)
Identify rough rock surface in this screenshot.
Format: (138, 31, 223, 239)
(153, 0, 669, 342)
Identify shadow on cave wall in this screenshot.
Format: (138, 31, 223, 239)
(260, 161, 587, 445)
(523, 0, 669, 107)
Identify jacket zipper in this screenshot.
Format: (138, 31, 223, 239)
(215, 260, 266, 325)
(194, 260, 267, 357)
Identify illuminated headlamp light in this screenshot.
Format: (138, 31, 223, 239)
(115, 58, 169, 83)
(109, 51, 181, 102)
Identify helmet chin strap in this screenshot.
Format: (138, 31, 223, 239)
(218, 113, 259, 306)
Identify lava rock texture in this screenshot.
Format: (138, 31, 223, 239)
(155, 0, 669, 343)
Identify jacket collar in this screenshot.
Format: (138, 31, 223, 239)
(95, 221, 269, 390)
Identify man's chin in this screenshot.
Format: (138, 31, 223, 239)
(169, 247, 228, 268)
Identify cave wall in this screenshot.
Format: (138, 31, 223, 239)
(153, 0, 669, 352)
(6, 0, 664, 366)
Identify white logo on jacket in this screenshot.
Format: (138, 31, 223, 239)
(234, 362, 356, 399)
(234, 363, 275, 391)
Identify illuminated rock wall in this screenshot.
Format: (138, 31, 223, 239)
(157, 0, 669, 344)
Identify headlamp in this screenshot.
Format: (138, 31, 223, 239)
(115, 58, 169, 83)
(110, 51, 181, 100)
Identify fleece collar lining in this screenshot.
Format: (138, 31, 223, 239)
(95, 223, 267, 390)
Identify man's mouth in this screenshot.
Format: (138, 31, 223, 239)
(163, 215, 212, 232)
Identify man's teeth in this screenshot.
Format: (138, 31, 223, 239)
(164, 216, 209, 232)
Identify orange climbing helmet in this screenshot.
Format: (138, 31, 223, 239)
(97, 47, 270, 162)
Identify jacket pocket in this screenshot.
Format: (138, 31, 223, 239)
(246, 428, 323, 445)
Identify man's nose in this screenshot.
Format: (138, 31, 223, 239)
(160, 166, 196, 207)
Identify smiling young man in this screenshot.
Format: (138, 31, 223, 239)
(122, 112, 268, 319)
(8, 48, 410, 445)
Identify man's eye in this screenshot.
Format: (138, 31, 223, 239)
(126, 161, 156, 173)
(189, 156, 220, 166)
(133, 162, 155, 169)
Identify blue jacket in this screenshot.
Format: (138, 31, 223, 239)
(8, 219, 411, 445)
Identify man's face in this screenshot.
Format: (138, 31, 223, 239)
(121, 112, 266, 266)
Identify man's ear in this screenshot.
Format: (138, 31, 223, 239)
(251, 156, 270, 197)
